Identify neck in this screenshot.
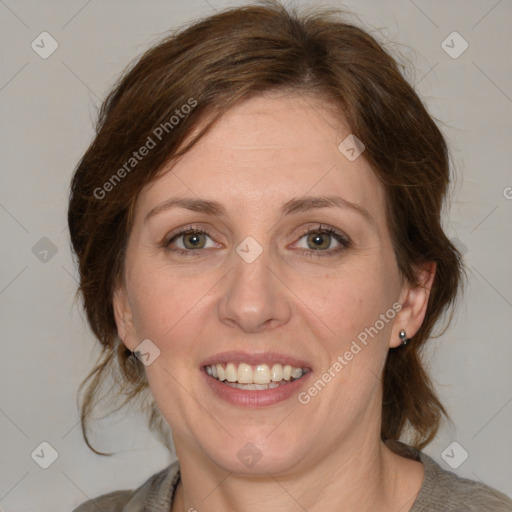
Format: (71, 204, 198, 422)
(171, 425, 424, 512)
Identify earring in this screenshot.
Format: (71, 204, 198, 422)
(122, 333, 135, 358)
(399, 330, 408, 346)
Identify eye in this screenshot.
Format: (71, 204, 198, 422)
(294, 225, 351, 256)
(163, 224, 350, 257)
(164, 227, 219, 254)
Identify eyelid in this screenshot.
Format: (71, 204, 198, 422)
(163, 224, 219, 248)
(295, 223, 350, 241)
(163, 222, 351, 256)
(291, 224, 351, 255)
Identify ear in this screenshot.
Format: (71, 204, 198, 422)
(113, 287, 136, 351)
(390, 261, 436, 348)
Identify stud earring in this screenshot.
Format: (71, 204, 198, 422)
(399, 330, 408, 346)
(122, 333, 135, 358)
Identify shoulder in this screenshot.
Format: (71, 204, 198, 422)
(416, 451, 512, 512)
(385, 440, 512, 511)
(72, 460, 180, 512)
(411, 453, 512, 512)
(72, 490, 134, 512)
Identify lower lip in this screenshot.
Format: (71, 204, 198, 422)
(202, 369, 313, 407)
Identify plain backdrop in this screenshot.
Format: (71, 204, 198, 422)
(0, 1, 511, 510)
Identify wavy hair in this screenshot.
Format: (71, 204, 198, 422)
(68, 1, 464, 455)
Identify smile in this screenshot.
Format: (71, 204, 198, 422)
(205, 362, 309, 390)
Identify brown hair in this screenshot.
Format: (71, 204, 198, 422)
(68, 1, 464, 455)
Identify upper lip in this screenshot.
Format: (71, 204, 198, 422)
(200, 351, 313, 370)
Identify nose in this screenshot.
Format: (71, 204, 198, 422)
(217, 243, 292, 333)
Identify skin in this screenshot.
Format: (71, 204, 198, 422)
(114, 92, 435, 512)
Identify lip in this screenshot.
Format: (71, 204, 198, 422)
(202, 368, 313, 407)
(200, 351, 313, 370)
(200, 351, 313, 407)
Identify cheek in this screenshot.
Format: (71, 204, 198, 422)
(295, 256, 398, 339)
(125, 231, 400, 351)
(125, 257, 207, 342)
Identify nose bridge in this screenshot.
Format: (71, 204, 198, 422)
(217, 236, 291, 332)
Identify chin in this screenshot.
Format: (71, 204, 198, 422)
(199, 427, 309, 476)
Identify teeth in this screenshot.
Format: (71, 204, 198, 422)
(216, 364, 225, 381)
(271, 364, 283, 381)
(291, 367, 303, 379)
(226, 362, 237, 382)
(224, 382, 281, 390)
(205, 362, 306, 385)
(254, 364, 270, 384)
(238, 363, 252, 384)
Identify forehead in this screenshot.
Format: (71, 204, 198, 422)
(135, 93, 386, 223)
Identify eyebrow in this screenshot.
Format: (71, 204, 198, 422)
(145, 195, 375, 226)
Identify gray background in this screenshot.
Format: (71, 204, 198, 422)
(1, 0, 511, 510)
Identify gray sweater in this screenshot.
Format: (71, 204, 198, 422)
(73, 442, 512, 511)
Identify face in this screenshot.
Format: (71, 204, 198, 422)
(114, 93, 429, 476)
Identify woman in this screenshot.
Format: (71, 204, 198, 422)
(68, 2, 512, 511)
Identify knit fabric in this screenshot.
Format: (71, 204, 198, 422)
(73, 442, 512, 511)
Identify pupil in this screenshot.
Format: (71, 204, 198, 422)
(309, 233, 329, 249)
(186, 233, 203, 248)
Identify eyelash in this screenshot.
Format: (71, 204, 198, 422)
(163, 224, 351, 258)
(298, 225, 351, 258)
